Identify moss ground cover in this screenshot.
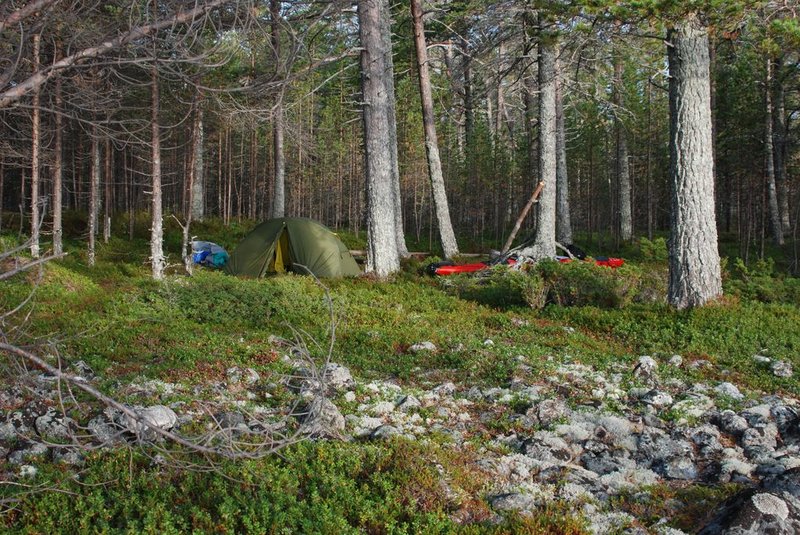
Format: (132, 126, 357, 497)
(1, 223, 798, 532)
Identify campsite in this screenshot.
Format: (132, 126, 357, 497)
(2, 0, 800, 533)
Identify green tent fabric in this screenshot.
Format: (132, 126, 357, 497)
(225, 217, 361, 278)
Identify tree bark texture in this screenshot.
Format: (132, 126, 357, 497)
(150, 64, 165, 280)
(765, 58, 784, 246)
(88, 124, 100, 267)
(613, 37, 632, 242)
(30, 33, 41, 258)
(271, 0, 285, 219)
(519, 32, 557, 260)
(190, 99, 205, 221)
(771, 57, 791, 235)
(555, 57, 572, 246)
(410, 0, 459, 258)
(667, 16, 722, 309)
(358, 0, 399, 277)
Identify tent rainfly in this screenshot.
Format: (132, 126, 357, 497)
(225, 217, 361, 278)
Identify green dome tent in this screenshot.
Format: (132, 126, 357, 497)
(225, 217, 361, 278)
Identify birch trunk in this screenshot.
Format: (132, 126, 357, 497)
(358, 0, 399, 277)
(667, 15, 722, 309)
(410, 0, 458, 258)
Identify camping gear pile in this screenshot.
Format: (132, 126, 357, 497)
(191, 241, 229, 268)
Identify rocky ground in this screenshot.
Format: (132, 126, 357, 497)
(1, 346, 798, 534)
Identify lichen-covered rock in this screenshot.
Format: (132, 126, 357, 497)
(698, 489, 800, 534)
(302, 397, 345, 439)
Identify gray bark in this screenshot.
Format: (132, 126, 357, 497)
(358, 0, 399, 277)
(555, 57, 572, 246)
(519, 31, 556, 260)
(150, 64, 165, 280)
(103, 139, 111, 243)
(190, 100, 205, 221)
(410, 0, 458, 258)
(613, 37, 632, 242)
(771, 57, 791, 235)
(765, 58, 784, 246)
(667, 15, 722, 309)
(30, 33, 40, 258)
(88, 124, 100, 267)
(270, 0, 285, 218)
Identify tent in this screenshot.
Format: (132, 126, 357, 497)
(225, 217, 361, 278)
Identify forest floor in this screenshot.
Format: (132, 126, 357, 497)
(1, 219, 799, 534)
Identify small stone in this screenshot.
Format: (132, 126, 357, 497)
(19, 465, 38, 478)
(751, 493, 789, 520)
(370, 425, 401, 440)
(489, 492, 537, 513)
(243, 367, 261, 386)
(716, 410, 749, 435)
(71, 360, 95, 379)
(226, 366, 243, 385)
(642, 390, 674, 408)
(483, 339, 495, 347)
(323, 363, 354, 391)
(668, 355, 683, 367)
(396, 395, 421, 413)
(771, 360, 793, 378)
(370, 401, 395, 416)
(350, 416, 384, 437)
(409, 341, 437, 353)
(535, 398, 570, 427)
(635, 356, 658, 377)
(432, 382, 456, 396)
(690, 359, 712, 370)
(125, 405, 178, 438)
(659, 457, 698, 480)
(752, 354, 772, 365)
(302, 398, 345, 438)
(715, 382, 744, 400)
(344, 391, 356, 403)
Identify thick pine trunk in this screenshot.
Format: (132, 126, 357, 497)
(53, 60, 64, 256)
(613, 37, 632, 243)
(103, 139, 112, 243)
(410, 0, 458, 258)
(771, 57, 791, 235)
(88, 124, 100, 267)
(555, 56, 572, 246)
(30, 33, 41, 258)
(150, 64, 165, 280)
(667, 16, 722, 309)
(358, 0, 399, 277)
(765, 59, 784, 246)
(519, 32, 556, 260)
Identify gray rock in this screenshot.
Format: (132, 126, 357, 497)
(642, 390, 674, 408)
(715, 382, 744, 400)
(226, 366, 243, 385)
(8, 442, 49, 464)
(742, 404, 774, 428)
(432, 382, 456, 396)
(771, 405, 799, 438)
(71, 360, 95, 379)
(323, 363, 354, 391)
(396, 394, 421, 413)
(772, 361, 794, 378)
(302, 397, 345, 438)
(34, 408, 75, 440)
(125, 405, 178, 439)
(717, 410, 749, 435)
(534, 398, 570, 427)
(741, 425, 779, 457)
(635, 356, 658, 378)
(489, 492, 537, 513)
(87, 414, 125, 444)
(585, 511, 636, 535)
(753, 354, 772, 365)
(465, 386, 483, 401)
(690, 424, 723, 454)
(243, 367, 261, 386)
(409, 341, 437, 353)
(668, 355, 683, 367)
(214, 412, 246, 430)
(349, 415, 383, 438)
(53, 449, 84, 466)
(370, 425, 401, 440)
(698, 489, 800, 535)
(658, 457, 698, 480)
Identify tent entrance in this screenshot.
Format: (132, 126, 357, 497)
(269, 230, 292, 273)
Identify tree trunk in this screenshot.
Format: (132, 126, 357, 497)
(771, 56, 791, 235)
(555, 56, 572, 246)
(52, 50, 63, 256)
(667, 15, 722, 309)
(410, 0, 458, 258)
(103, 138, 112, 243)
(358, 0, 399, 277)
(270, 0, 285, 219)
(191, 97, 205, 221)
(518, 30, 556, 260)
(150, 63, 165, 280)
(765, 58, 784, 246)
(613, 33, 632, 243)
(88, 124, 100, 267)
(30, 33, 41, 258)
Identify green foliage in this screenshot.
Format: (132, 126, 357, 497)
(724, 258, 800, 304)
(537, 260, 646, 308)
(638, 237, 668, 262)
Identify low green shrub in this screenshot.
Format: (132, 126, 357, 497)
(638, 237, 668, 261)
(536, 260, 643, 308)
